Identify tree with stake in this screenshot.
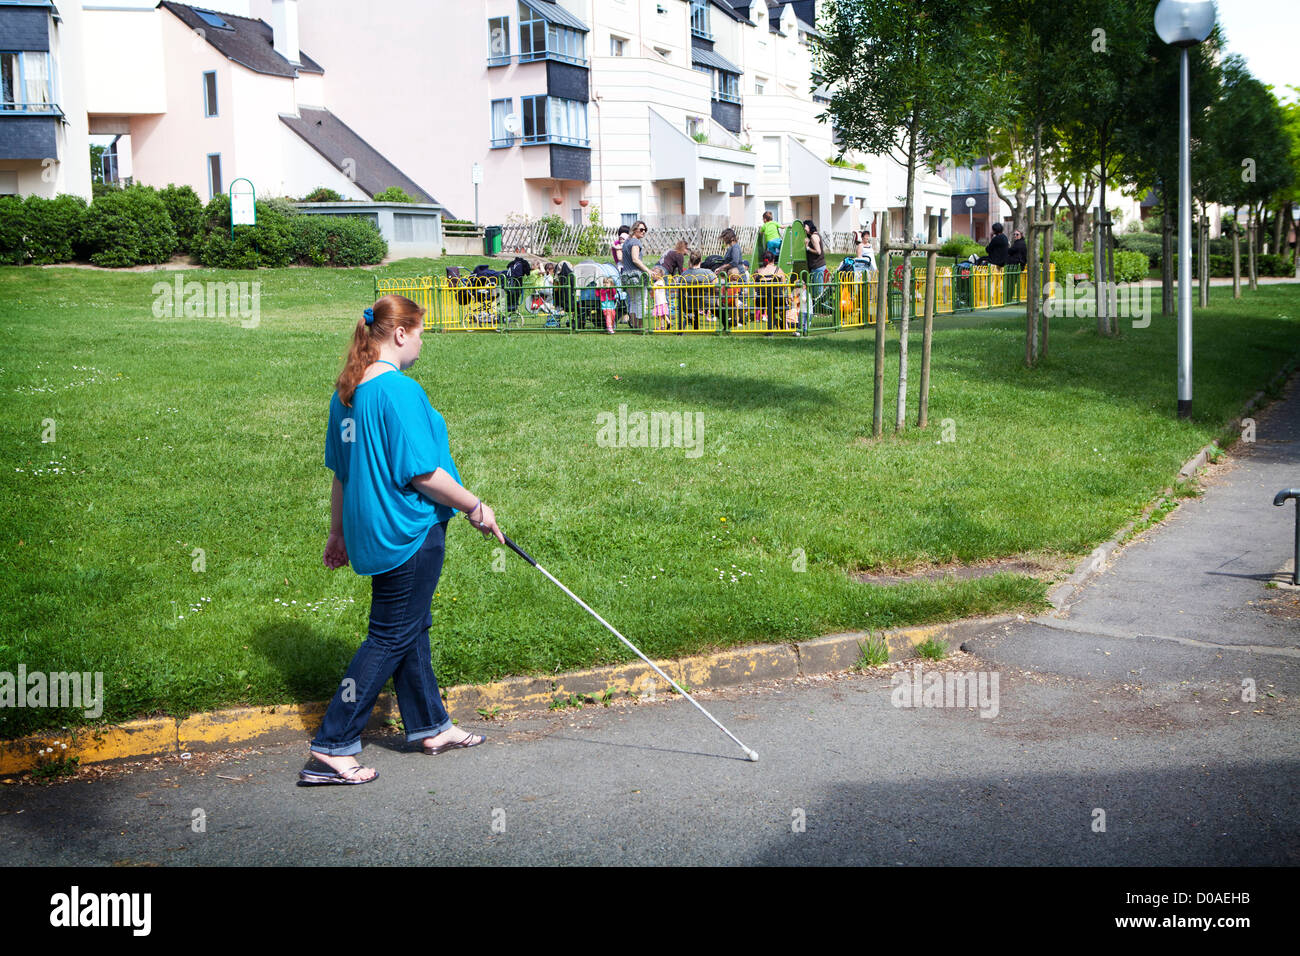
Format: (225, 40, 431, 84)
(816, 0, 996, 436)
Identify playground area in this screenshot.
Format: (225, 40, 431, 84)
(379, 220, 1054, 336)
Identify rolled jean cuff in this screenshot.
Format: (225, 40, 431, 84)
(309, 737, 363, 757)
(406, 716, 454, 744)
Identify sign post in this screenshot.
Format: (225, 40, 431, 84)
(471, 162, 483, 227)
(230, 178, 256, 237)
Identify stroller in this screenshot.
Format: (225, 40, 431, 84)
(572, 260, 626, 330)
(446, 265, 502, 327)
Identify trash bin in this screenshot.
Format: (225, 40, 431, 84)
(483, 225, 502, 256)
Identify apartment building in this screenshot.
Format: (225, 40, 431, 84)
(285, 0, 950, 238)
(0, 0, 91, 199)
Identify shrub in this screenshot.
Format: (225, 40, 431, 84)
(301, 187, 345, 203)
(23, 194, 87, 264)
(0, 195, 27, 264)
(158, 184, 205, 254)
(575, 204, 604, 257)
(373, 186, 418, 203)
(1116, 231, 1163, 267)
(939, 234, 984, 260)
(1050, 244, 1148, 282)
(78, 185, 177, 267)
(196, 195, 294, 269)
(291, 214, 386, 266)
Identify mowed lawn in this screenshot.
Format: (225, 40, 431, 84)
(1, 260, 1296, 737)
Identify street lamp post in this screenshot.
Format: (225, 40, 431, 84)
(965, 196, 976, 239)
(1155, 0, 1215, 420)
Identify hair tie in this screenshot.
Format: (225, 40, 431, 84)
(363, 307, 375, 326)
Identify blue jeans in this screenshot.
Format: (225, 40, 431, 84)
(310, 520, 454, 755)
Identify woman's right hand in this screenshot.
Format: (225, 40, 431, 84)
(468, 502, 505, 543)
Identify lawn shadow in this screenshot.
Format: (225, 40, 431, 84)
(615, 370, 833, 410)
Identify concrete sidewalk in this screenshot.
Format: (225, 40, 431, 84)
(966, 374, 1300, 692)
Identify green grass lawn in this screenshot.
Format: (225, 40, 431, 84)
(1, 261, 1296, 737)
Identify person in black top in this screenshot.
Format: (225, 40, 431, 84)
(1007, 228, 1027, 266)
(984, 222, 1010, 266)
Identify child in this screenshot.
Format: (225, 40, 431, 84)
(540, 262, 563, 316)
(786, 279, 802, 335)
(723, 267, 742, 332)
(597, 276, 618, 334)
(651, 266, 669, 331)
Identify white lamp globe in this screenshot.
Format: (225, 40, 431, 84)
(1154, 0, 1216, 47)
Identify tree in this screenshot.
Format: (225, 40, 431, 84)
(816, 0, 1000, 432)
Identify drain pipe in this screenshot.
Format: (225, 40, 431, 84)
(1275, 488, 1300, 585)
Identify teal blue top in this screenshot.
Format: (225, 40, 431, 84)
(325, 370, 461, 576)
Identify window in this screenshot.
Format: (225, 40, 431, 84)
(488, 16, 511, 65)
(203, 71, 218, 117)
(714, 71, 740, 104)
(754, 77, 766, 95)
(610, 35, 627, 56)
(690, 0, 711, 40)
(760, 136, 781, 172)
(518, 2, 586, 65)
(686, 115, 704, 139)
(490, 98, 514, 147)
(1, 52, 55, 112)
(195, 10, 233, 30)
(520, 95, 589, 146)
(653, 46, 670, 61)
(207, 154, 223, 198)
(619, 186, 640, 226)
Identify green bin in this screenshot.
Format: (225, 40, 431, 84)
(484, 225, 503, 256)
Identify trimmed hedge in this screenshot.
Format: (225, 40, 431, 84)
(196, 195, 295, 269)
(78, 185, 177, 267)
(939, 235, 985, 259)
(158, 184, 205, 254)
(292, 215, 387, 266)
(0, 194, 89, 264)
(196, 197, 386, 268)
(1050, 244, 1149, 283)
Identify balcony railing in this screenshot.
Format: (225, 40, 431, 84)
(0, 102, 63, 115)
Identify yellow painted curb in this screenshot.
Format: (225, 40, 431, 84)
(0, 617, 1007, 774)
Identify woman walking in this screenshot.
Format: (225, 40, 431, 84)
(303, 294, 504, 785)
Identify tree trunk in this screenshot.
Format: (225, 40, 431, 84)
(918, 215, 937, 427)
(1199, 212, 1210, 307)
(1248, 213, 1257, 291)
(895, 118, 918, 433)
(1232, 209, 1241, 299)
(1160, 194, 1173, 317)
(872, 213, 890, 438)
(1274, 200, 1285, 255)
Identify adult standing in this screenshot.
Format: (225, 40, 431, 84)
(984, 222, 1010, 266)
(715, 227, 747, 277)
(802, 219, 827, 321)
(620, 220, 652, 329)
(306, 295, 504, 785)
(659, 239, 688, 276)
(1007, 229, 1027, 266)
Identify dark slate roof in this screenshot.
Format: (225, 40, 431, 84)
(279, 108, 444, 210)
(692, 47, 743, 75)
(709, 0, 749, 23)
(158, 2, 324, 76)
(521, 0, 589, 32)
